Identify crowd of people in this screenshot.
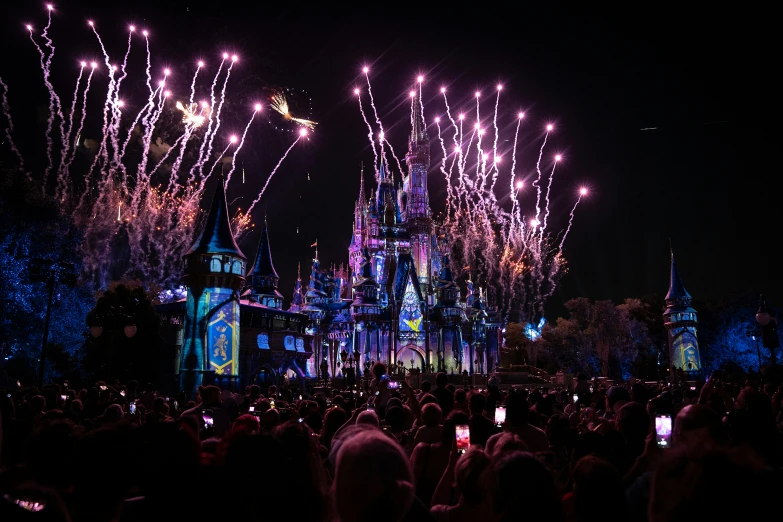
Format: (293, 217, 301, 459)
(1, 365, 782, 521)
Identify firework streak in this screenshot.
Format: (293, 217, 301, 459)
(1, 10, 306, 288)
(355, 71, 588, 323)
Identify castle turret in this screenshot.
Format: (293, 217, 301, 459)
(180, 176, 246, 395)
(663, 251, 701, 380)
(351, 248, 381, 324)
(248, 221, 283, 309)
(404, 89, 433, 290)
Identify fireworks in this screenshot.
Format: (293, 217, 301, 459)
(356, 70, 589, 324)
(175, 101, 207, 127)
(269, 91, 317, 130)
(0, 8, 307, 288)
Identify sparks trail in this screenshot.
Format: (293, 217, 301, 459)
(354, 69, 589, 325)
(225, 106, 260, 186)
(241, 132, 305, 227)
(0, 78, 24, 170)
(28, 24, 64, 190)
(363, 68, 390, 178)
(5, 8, 308, 288)
(200, 56, 236, 180)
(355, 89, 379, 174)
(191, 58, 225, 182)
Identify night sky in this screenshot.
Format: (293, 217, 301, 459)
(1, 1, 778, 317)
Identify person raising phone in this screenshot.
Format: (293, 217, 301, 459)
(181, 385, 231, 438)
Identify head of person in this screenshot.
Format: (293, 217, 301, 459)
(332, 429, 415, 522)
(494, 451, 561, 522)
(420, 380, 431, 393)
(436, 372, 448, 389)
(385, 406, 405, 434)
(504, 389, 529, 426)
(419, 393, 438, 407)
(420, 403, 443, 429)
(199, 385, 221, 406)
(490, 432, 529, 458)
(357, 410, 379, 427)
(572, 456, 626, 520)
(454, 448, 495, 506)
(373, 363, 387, 381)
(606, 386, 630, 413)
(455, 388, 467, 404)
(616, 401, 650, 447)
(469, 391, 487, 416)
(673, 404, 726, 457)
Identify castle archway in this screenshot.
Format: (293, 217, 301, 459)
(397, 344, 426, 372)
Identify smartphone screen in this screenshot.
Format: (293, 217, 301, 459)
(387, 381, 400, 390)
(655, 415, 672, 448)
(129, 403, 136, 414)
(120, 390, 126, 396)
(455, 425, 470, 454)
(269, 400, 275, 409)
(299, 395, 303, 401)
(174, 401, 178, 409)
(203, 409, 214, 428)
(100, 385, 107, 391)
(572, 394, 579, 403)
(249, 405, 255, 412)
(60, 394, 67, 401)
(494, 406, 506, 426)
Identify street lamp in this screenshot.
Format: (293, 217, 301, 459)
(89, 306, 137, 382)
(756, 294, 779, 366)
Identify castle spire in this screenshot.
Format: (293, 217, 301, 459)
(665, 250, 691, 301)
(359, 161, 366, 205)
(249, 220, 282, 308)
(289, 262, 305, 311)
(410, 91, 428, 146)
(250, 220, 278, 279)
(187, 174, 245, 259)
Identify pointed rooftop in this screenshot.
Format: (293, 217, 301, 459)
(358, 164, 366, 206)
(249, 220, 278, 279)
(410, 91, 428, 146)
(665, 252, 691, 301)
(187, 175, 245, 259)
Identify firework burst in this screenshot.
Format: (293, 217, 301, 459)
(0, 8, 307, 288)
(269, 91, 317, 130)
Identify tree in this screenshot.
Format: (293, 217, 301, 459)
(0, 169, 95, 386)
(83, 281, 167, 386)
(537, 298, 652, 380)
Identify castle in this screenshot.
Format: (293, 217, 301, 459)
(159, 93, 501, 395)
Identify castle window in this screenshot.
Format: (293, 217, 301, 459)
(210, 256, 222, 272)
(231, 260, 243, 275)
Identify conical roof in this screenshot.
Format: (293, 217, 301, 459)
(187, 176, 245, 259)
(665, 253, 691, 301)
(249, 222, 278, 279)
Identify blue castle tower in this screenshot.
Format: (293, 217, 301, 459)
(663, 251, 701, 381)
(180, 176, 246, 395)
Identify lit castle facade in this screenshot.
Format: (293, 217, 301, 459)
(295, 96, 501, 381)
(160, 97, 500, 395)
